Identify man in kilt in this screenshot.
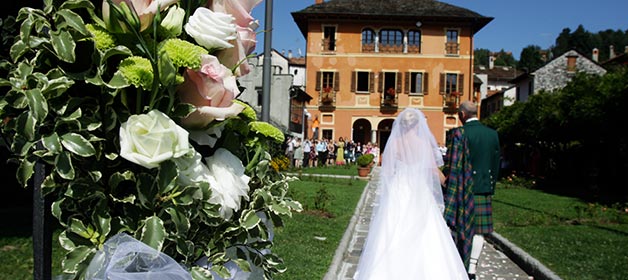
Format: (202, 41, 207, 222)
(443, 101, 500, 279)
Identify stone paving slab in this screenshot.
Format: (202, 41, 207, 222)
(325, 167, 534, 280)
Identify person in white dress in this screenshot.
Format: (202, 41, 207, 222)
(354, 108, 468, 280)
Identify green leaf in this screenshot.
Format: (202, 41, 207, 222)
(140, 215, 165, 251)
(60, 108, 82, 121)
(42, 76, 74, 97)
(61, 133, 96, 157)
(230, 259, 252, 273)
(16, 111, 36, 141)
(269, 202, 291, 216)
(10, 40, 28, 62)
(239, 209, 261, 230)
(26, 88, 48, 122)
(210, 264, 231, 279)
(190, 266, 212, 280)
(172, 103, 195, 119)
(61, 245, 95, 274)
(158, 160, 177, 194)
(55, 9, 89, 36)
(59, 0, 96, 11)
(158, 48, 177, 87)
(50, 29, 76, 63)
(17, 158, 35, 187)
(69, 218, 91, 238)
(107, 71, 130, 89)
(55, 151, 75, 180)
(19, 16, 34, 46)
(42, 132, 62, 153)
(165, 207, 190, 236)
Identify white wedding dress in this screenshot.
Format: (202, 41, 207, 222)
(354, 109, 468, 280)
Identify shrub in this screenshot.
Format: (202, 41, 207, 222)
(357, 153, 375, 167)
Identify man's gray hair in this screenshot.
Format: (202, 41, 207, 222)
(459, 101, 478, 117)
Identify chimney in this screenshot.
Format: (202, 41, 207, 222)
(592, 48, 599, 62)
(316, 0, 324, 3)
(489, 55, 495, 69)
(609, 45, 615, 59)
(288, 50, 293, 59)
(625, 45, 628, 54)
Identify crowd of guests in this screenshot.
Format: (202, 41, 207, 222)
(283, 136, 380, 169)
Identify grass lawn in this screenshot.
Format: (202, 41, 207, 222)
(287, 164, 360, 177)
(493, 184, 628, 280)
(272, 177, 367, 279)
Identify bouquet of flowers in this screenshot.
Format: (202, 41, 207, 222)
(0, 0, 301, 279)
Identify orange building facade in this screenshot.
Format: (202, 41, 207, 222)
(292, 0, 492, 150)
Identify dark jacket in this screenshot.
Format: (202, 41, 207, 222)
(463, 120, 500, 195)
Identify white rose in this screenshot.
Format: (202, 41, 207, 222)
(185, 7, 237, 50)
(119, 110, 190, 169)
(205, 148, 250, 219)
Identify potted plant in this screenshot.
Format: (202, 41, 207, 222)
(357, 153, 375, 177)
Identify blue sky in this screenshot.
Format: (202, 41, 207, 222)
(251, 0, 628, 60)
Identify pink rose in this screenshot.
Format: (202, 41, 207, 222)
(103, 0, 178, 32)
(210, 0, 262, 76)
(178, 54, 243, 128)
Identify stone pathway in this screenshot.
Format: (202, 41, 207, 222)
(324, 167, 533, 280)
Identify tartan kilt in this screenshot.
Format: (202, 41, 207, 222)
(473, 194, 493, 234)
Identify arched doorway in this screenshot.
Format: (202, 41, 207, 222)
(352, 119, 371, 146)
(377, 119, 395, 152)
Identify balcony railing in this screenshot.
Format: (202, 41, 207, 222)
(319, 88, 336, 111)
(445, 42, 459, 55)
(443, 92, 459, 114)
(362, 43, 375, 53)
(378, 44, 403, 53)
(380, 90, 398, 111)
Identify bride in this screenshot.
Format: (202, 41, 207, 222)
(354, 108, 468, 280)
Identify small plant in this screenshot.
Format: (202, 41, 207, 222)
(357, 153, 375, 167)
(314, 186, 334, 212)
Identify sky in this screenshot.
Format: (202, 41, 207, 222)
(250, 0, 628, 60)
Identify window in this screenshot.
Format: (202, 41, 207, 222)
(439, 73, 464, 94)
(352, 71, 374, 93)
(362, 28, 375, 52)
(566, 55, 577, 72)
(446, 29, 459, 55)
(379, 29, 403, 52)
(323, 26, 336, 51)
(322, 129, 333, 141)
(315, 71, 339, 103)
(256, 87, 263, 105)
(322, 72, 335, 90)
(407, 30, 421, 53)
(405, 72, 428, 95)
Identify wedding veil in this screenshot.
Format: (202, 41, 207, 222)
(380, 108, 445, 210)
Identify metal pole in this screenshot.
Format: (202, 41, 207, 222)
(33, 144, 51, 280)
(261, 0, 273, 122)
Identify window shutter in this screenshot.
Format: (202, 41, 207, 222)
(404, 72, 410, 94)
(378, 72, 383, 92)
(369, 72, 375, 93)
(315, 71, 321, 91)
(458, 74, 464, 95)
(351, 71, 356, 92)
(333, 72, 340, 91)
(439, 73, 445, 95)
(396, 73, 402, 93)
(423, 72, 429, 95)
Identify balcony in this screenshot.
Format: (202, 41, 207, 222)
(362, 43, 375, 53)
(445, 42, 459, 55)
(380, 89, 398, 113)
(319, 87, 336, 111)
(443, 92, 460, 114)
(379, 44, 403, 53)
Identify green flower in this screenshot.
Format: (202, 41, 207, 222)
(159, 38, 208, 69)
(249, 121, 284, 143)
(118, 56, 153, 90)
(86, 24, 116, 50)
(233, 100, 257, 121)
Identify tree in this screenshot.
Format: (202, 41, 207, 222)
(474, 48, 490, 66)
(492, 49, 517, 67)
(518, 45, 545, 72)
